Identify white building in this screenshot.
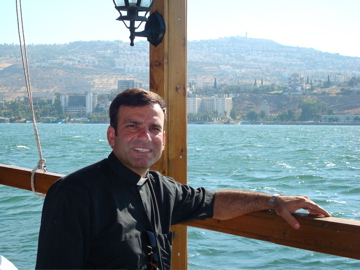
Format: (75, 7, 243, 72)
(187, 97, 202, 114)
(187, 96, 233, 117)
(60, 92, 96, 114)
(114, 43, 149, 74)
(118, 80, 143, 92)
(258, 100, 270, 115)
(288, 73, 305, 93)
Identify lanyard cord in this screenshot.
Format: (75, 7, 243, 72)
(15, 0, 46, 198)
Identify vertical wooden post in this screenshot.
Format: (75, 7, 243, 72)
(150, 0, 188, 269)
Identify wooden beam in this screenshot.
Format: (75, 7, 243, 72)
(1, 164, 359, 261)
(0, 164, 63, 194)
(185, 211, 360, 260)
(150, 0, 188, 269)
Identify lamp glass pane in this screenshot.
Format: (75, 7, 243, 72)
(128, 0, 138, 6)
(114, 0, 152, 8)
(139, 0, 152, 7)
(114, 0, 126, 6)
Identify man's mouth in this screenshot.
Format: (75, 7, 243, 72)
(134, 147, 151, 153)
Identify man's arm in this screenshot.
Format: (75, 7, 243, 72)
(213, 190, 331, 229)
(36, 179, 90, 269)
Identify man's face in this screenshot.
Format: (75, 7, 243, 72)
(107, 104, 166, 177)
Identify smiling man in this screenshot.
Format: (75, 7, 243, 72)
(107, 101, 166, 178)
(36, 88, 330, 270)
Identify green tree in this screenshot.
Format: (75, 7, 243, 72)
(278, 109, 296, 122)
(327, 116, 339, 122)
(348, 76, 360, 87)
(246, 110, 258, 121)
(88, 113, 108, 123)
(298, 99, 330, 121)
(259, 110, 267, 120)
(230, 108, 237, 119)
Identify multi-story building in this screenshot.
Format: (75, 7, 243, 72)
(187, 96, 232, 117)
(329, 73, 346, 83)
(288, 73, 305, 93)
(187, 97, 202, 114)
(258, 100, 270, 115)
(60, 92, 96, 114)
(114, 43, 149, 74)
(118, 80, 143, 92)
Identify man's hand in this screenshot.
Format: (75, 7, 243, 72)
(273, 195, 331, 229)
(213, 190, 331, 229)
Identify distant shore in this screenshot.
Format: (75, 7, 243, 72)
(183, 121, 360, 126)
(1, 120, 359, 126)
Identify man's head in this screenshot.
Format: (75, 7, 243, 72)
(107, 88, 167, 177)
(109, 88, 166, 133)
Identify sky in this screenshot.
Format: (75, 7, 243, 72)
(1, 0, 359, 57)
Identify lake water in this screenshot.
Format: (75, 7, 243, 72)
(0, 123, 359, 269)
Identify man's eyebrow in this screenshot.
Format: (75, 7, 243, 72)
(123, 120, 163, 129)
(124, 119, 142, 125)
(151, 123, 163, 129)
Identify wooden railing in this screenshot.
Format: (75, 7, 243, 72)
(185, 212, 360, 260)
(1, 163, 359, 261)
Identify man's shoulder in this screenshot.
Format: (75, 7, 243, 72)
(148, 170, 181, 193)
(149, 170, 175, 182)
(51, 158, 110, 190)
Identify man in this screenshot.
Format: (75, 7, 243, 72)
(36, 88, 330, 269)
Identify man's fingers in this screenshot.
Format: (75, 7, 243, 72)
(274, 195, 331, 230)
(301, 198, 331, 217)
(277, 209, 301, 229)
(277, 195, 331, 217)
(312, 205, 331, 217)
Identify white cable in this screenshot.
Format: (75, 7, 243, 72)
(16, 0, 46, 198)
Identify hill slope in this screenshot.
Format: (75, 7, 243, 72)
(0, 38, 359, 114)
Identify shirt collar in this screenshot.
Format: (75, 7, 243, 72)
(137, 170, 150, 186)
(137, 176, 148, 186)
(108, 151, 146, 186)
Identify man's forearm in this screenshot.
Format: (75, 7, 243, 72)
(213, 190, 273, 220)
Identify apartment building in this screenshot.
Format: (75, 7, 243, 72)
(187, 96, 233, 117)
(288, 72, 305, 93)
(60, 92, 96, 114)
(118, 80, 143, 92)
(258, 100, 270, 115)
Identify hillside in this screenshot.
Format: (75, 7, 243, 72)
(0, 37, 359, 114)
(232, 93, 360, 116)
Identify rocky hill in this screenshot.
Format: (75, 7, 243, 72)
(0, 37, 359, 114)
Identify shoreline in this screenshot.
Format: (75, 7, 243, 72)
(1, 121, 359, 126)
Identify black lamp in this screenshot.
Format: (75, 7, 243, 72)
(113, 0, 166, 46)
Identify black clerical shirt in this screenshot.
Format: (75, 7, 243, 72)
(36, 152, 215, 269)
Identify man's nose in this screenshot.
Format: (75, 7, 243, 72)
(137, 128, 151, 141)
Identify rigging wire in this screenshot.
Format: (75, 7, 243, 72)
(15, 0, 46, 198)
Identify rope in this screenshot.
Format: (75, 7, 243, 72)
(15, 0, 46, 198)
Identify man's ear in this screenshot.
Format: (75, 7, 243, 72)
(107, 125, 116, 148)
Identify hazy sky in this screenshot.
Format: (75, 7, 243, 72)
(1, 0, 359, 57)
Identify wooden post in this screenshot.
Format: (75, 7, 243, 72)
(150, 0, 188, 269)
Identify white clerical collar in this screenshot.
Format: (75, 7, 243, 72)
(137, 177, 147, 186)
(137, 172, 149, 186)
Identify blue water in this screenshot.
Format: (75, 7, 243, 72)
(0, 123, 359, 269)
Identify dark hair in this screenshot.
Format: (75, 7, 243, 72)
(109, 88, 167, 130)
